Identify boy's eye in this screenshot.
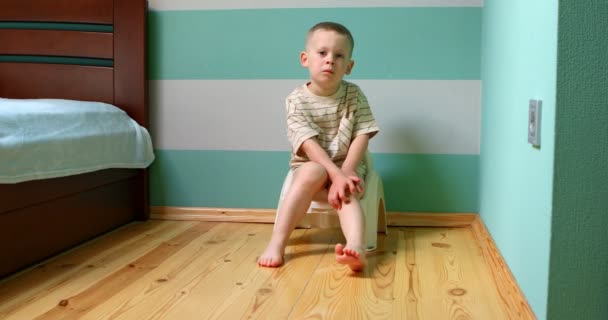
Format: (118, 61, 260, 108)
(318, 51, 326, 56)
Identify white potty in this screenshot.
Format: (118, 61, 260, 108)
(276, 152, 387, 251)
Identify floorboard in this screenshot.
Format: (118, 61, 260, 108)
(0, 221, 513, 319)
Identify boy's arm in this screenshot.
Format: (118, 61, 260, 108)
(300, 139, 341, 178)
(341, 134, 369, 178)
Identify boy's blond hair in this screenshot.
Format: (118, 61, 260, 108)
(306, 22, 355, 55)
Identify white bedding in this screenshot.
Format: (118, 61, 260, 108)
(0, 98, 155, 183)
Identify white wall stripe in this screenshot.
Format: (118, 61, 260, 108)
(150, 79, 480, 155)
(148, 0, 483, 11)
(361, 79, 481, 154)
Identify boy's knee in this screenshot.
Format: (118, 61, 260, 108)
(293, 162, 328, 187)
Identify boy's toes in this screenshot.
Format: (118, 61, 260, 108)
(335, 243, 345, 256)
(344, 247, 360, 258)
(258, 255, 284, 268)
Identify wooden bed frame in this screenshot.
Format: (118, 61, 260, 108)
(0, 0, 148, 278)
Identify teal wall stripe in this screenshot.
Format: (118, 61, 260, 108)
(150, 150, 289, 208)
(148, 7, 481, 80)
(376, 152, 478, 212)
(150, 150, 479, 212)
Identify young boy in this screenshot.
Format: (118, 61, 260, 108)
(258, 22, 379, 271)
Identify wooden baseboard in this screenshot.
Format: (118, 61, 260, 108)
(469, 216, 536, 319)
(150, 206, 477, 227)
(150, 207, 276, 223)
(387, 212, 476, 227)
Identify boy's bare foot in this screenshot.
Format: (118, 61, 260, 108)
(335, 243, 365, 271)
(258, 243, 284, 268)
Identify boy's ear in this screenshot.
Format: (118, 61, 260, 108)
(300, 51, 308, 67)
(345, 60, 355, 75)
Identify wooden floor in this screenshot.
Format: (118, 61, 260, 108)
(0, 220, 513, 319)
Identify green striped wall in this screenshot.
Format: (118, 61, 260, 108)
(148, 6, 482, 212)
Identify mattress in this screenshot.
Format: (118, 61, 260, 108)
(0, 98, 155, 183)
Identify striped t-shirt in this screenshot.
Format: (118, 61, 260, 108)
(286, 80, 379, 176)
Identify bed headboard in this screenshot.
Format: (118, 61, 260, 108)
(0, 0, 148, 127)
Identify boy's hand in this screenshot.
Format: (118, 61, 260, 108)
(328, 171, 362, 210)
(342, 169, 364, 194)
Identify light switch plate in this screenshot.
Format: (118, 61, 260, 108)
(528, 99, 542, 147)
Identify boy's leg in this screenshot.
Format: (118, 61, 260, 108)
(258, 162, 328, 267)
(335, 196, 366, 271)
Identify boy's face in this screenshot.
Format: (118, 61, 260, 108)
(301, 29, 354, 95)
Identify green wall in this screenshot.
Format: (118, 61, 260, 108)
(547, 1, 608, 319)
(479, 1, 558, 318)
(481, 1, 608, 319)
